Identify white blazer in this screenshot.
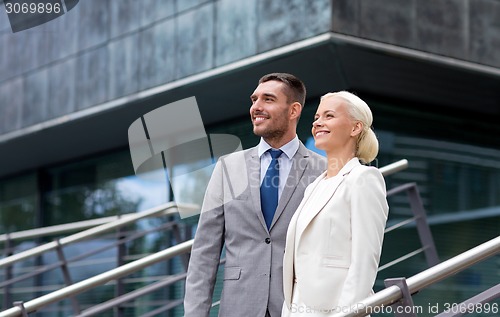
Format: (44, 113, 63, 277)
(283, 158, 389, 313)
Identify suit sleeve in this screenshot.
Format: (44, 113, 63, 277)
(337, 167, 389, 308)
(184, 159, 226, 317)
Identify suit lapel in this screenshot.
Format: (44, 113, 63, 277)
(248, 148, 268, 231)
(269, 144, 309, 230)
(294, 158, 361, 242)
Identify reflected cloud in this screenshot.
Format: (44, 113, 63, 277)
(128, 97, 247, 218)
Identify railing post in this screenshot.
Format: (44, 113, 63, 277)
(13, 301, 28, 317)
(172, 223, 189, 271)
(3, 233, 13, 310)
(55, 239, 80, 314)
(406, 185, 440, 266)
(384, 278, 418, 317)
(115, 225, 126, 317)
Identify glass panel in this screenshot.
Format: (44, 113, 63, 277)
(0, 173, 37, 233)
(43, 151, 169, 226)
(0, 173, 38, 306)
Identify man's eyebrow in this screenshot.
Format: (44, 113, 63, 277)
(262, 93, 277, 98)
(250, 92, 277, 99)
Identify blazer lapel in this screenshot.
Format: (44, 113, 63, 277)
(248, 148, 268, 231)
(283, 206, 299, 306)
(294, 158, 361, 242)
(269, 144, 309, 230)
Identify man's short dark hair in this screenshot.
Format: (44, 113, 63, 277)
(258, 73, 306, 107)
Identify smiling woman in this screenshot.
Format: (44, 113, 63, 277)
(282, 91, 388, 317)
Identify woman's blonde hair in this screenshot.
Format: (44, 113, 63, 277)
(321, 91, 379, 163)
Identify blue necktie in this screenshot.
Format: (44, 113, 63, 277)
(261, 149, 283, 229)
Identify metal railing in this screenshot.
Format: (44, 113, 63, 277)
(379, 159, 408, 177)
(0, 216, 139, 244)
(0, 240, 194, 317)
(379, 182, 440, 270)
(0, 159, 434, 316)
(0, 202, 197, 269)
(332, 235, 500, 317)
(0, 202, 199, 314)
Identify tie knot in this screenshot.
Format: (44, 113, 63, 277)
(268, 149, 283, 160)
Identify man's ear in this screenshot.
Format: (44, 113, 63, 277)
(290, 102, 302, 120)
(351, 121, 363, 137)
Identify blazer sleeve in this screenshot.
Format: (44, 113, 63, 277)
(337, 167, 389, 308)
(184, 159, 226, 317)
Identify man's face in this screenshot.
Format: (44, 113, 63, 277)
(249, 80, 292, 140)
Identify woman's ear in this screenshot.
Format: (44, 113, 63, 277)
(351, 121, 363, 137)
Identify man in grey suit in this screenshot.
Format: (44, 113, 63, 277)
(184, 73, 326, 317)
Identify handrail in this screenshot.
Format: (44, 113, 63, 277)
(0, 202, 201, 243)
(75, 272, 188, 316)
(0, 215, 136, 243)
(379, 159, 408, 177)
(0, 202, 198, 269)
(333, 235, 500, 317)
(0, 240, 194, 317)
(0, 219, 179, 290)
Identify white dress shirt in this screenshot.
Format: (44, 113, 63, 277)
(257, 135, 300, 200)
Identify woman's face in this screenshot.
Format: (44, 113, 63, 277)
(312, 96, 359, 153)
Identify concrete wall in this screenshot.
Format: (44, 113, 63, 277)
(0, 0, 499, 135)
(0, 0, 332, 135)
(332, 0, 500, 67)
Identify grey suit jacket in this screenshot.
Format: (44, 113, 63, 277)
(184, 142, 326, 317)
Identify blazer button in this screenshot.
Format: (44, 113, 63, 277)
(265, 238, 271, 244)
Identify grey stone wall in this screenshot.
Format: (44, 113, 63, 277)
(0, 0, 499, 135)
(0, 0, 331, 135)
(332, 0, 500, 67)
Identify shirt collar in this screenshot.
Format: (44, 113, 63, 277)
(257, 135, 299, 159)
